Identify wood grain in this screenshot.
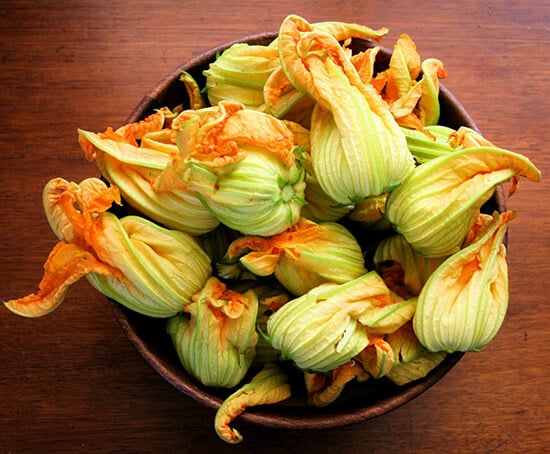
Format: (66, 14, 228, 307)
(1, 1, 549, 452)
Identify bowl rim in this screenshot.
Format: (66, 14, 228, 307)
(110, 31, 507, 429)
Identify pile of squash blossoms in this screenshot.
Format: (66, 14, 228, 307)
(4, 15, 541, 443)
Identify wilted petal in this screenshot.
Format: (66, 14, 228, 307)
(417, 58, 447, 126)
(4, 243, 117, 317)
(214, 363, 291, 444)
(355, 337, 395, 379)
(6, 177, 212, 318)
(385, 323, 447, 385)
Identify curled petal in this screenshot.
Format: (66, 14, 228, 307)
(278, 15, 414, 203)
(214, 363, 291, 444)
(175, 101, 296, 168)
(4, 243, 118, 317)
(355, 337, 395, 378)
(418, 58, 447, 126)
(385, 323, 447, 385)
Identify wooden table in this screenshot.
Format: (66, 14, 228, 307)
(1, 1, 549, 452)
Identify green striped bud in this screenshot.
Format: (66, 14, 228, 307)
(167, 277, 258, 388)
(204, 43, 280, 109)
(174, 102, 306, 236)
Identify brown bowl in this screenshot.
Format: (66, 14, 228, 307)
(110, 32, 507, 429)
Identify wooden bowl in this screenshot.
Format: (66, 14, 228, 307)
(110, 32, 507, 429)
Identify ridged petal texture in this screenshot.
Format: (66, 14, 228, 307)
(174, 101, 306, 236)
(224, 217, 367, 296)
(79, 129, 219, 235)
(385, 146, 541, 257)
(167, 277, 258, 388)
(278, 15, 415, 204)
(413, 211, 514, 352)
(4, 177, 211, 318)
(266, 271, 395, 372)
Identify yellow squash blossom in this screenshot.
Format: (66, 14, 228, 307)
(265, 271, 410, 373)
(385, 322, 447, 385)
(385, 146, 541, 257)
(4, 177, 211, 318)
(214, 362, 291, 444)
(278, 15, 415, 204)
(171, 101, 306, 236)
(79, 126, 219, 236)
(413, 211, 515, 352)
(222, 217, 366, 296)
(264, 19, 388, 126)
(167, 277, 258, 389)
(78, 93, 218, 235)
(204, 43, 280, 109)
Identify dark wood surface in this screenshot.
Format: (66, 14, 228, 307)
(1, 1, 549, 452)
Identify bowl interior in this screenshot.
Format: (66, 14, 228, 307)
(110, 32, 507, 429)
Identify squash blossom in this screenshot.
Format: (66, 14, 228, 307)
(223, 217, 367, 296)
(278, 15, 415, 204)
(172, 101, 306, 236)
(214, 362, 291, 444)
(413, 211, 515, 353)
(385, 146, 541, 257)
(79, 121, 220, 236)
(286, 121, 353, 222)
(265, 271, 409, 373)
(4, 177, 211, 318)
(203, 43, 280, 110)
(167, 277, 258, 388)
(264, 19, 388, 127)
